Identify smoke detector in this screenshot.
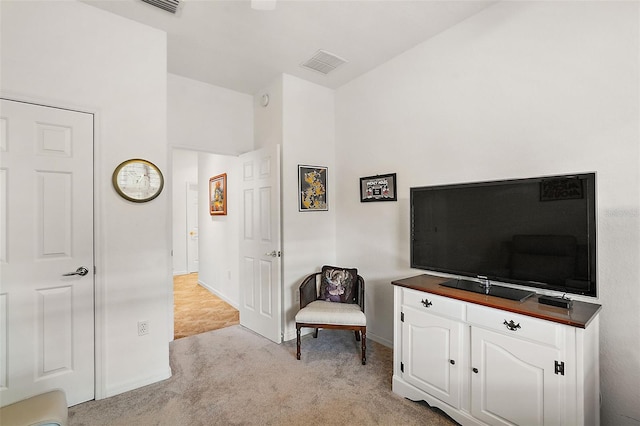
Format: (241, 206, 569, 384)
(301, 50, 348, 75)
(140, 0, 181, 14)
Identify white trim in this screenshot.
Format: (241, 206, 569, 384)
(198, 279, 239, 310)
(104, 367, 172, 399)
(367, 331, 392, 348)
(282, 327, 392, 348)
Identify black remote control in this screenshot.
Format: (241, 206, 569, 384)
(538, 295, 573, 309)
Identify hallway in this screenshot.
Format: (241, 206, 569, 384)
(173, 273, 239, 339)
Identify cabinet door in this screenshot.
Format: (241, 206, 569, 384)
(471, 327, 562, 426)
(402, 307, 463, 408)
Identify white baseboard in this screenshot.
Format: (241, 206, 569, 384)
(283, 328, 311, 342)
(368, 332, 392, 348)
(198, 280, 239, 309)
(103, 367, 172, 399)
(282, 328, 392, 348)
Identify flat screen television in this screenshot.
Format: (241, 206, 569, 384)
(410, 173, 597, 297)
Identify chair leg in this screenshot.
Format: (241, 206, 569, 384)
(313, 328, 319, 338)
(296, 325, 301, 360)
(361, 328, 367, 365)
(354, 330, 361, 341)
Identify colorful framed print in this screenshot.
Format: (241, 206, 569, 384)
(360, 173, 397, 202)
(298, 165, 327, 211)
(209, 173, 227, 215)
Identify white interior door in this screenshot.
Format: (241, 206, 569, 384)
(0, 99, 94, 407)
(186, 182, 199, 273)
(239, 145, 281, 343)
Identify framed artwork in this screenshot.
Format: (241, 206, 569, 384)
(209, 173, 227, 215)
(298, 165, 327, 211)
(360, 173, 397, 202)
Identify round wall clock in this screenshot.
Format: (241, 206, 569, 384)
(112, 158, 164, 203)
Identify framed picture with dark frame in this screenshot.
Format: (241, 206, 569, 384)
(209, 173, 227, 215)
(360, 173, 397, 202)
(298, 165, 328, 211)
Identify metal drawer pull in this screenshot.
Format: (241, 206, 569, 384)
(450, 359, 455, 365)
(503, 319, 521, 331)
(421, 299, 432, 308)
(472, 368, 479, 374)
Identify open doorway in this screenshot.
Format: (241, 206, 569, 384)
(172, 148, 239, 340)
(173, 273, 238, 339)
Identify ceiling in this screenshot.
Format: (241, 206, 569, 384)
(83, 0, 497, 95)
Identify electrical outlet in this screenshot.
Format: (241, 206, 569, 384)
(138, 320, 149, 336)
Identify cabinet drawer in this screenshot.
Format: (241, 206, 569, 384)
(402, 288, 465, 320)
(467, 304, 561, 347)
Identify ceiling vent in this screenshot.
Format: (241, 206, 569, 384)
(301, 50, 348, 75)
(140, 0, 180, 14)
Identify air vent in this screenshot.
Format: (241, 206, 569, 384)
(140, 0, 180, 14)
(301, 50, 347, 75)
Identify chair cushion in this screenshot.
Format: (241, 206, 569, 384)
(295, 300, 366, 326)
(0, 389, 68, 426)
(319, 265, 357, 303)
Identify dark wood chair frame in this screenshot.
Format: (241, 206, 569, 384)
(295, 272, 366, 365)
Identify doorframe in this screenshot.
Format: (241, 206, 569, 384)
(0, 92, 105, 400)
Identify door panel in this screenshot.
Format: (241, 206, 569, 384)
(0, 99, 94, 407)
(471, 327, 562, 426)
(402, 307, 462, 408)
(239, 145, 281, 343)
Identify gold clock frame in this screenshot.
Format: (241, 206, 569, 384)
(112, 158, 164, 203)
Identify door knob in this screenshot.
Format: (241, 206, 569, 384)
(63, 266, 89, 277)
(264, 250, 281, 258)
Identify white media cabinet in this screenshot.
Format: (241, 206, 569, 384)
(392, 274, 601, 426)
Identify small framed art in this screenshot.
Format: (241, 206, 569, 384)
(298, 165, 327, 211)
(360, 173, 397, 202)
(209, 173, 227, 215)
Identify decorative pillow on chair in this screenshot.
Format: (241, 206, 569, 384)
(319, 265, 357, 303)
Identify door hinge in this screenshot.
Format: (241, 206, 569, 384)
(555, 360, 565, 376)
(401, 362, 404, 373)
(401, 312, 404, 322)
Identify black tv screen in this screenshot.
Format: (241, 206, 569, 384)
(410, 173, 597, 297)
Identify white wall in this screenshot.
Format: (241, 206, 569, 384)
(280, 75, 337, 340)
(168, 73, 253, 155)
(254, 76, 284, 151)
(197, 153, 240, 306)
(172, 149, 198, 275)
(0, 0, 171, 397)
(335, 1, 639, 424)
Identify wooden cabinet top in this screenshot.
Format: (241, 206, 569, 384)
(392, 274, 601, 328)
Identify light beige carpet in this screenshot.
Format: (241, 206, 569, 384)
(174, 273, 239, 340)
(68, 325, 457, 425)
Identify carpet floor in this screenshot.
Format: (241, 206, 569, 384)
(174, 273, 239, 340)
(69, 325, 456, 426)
